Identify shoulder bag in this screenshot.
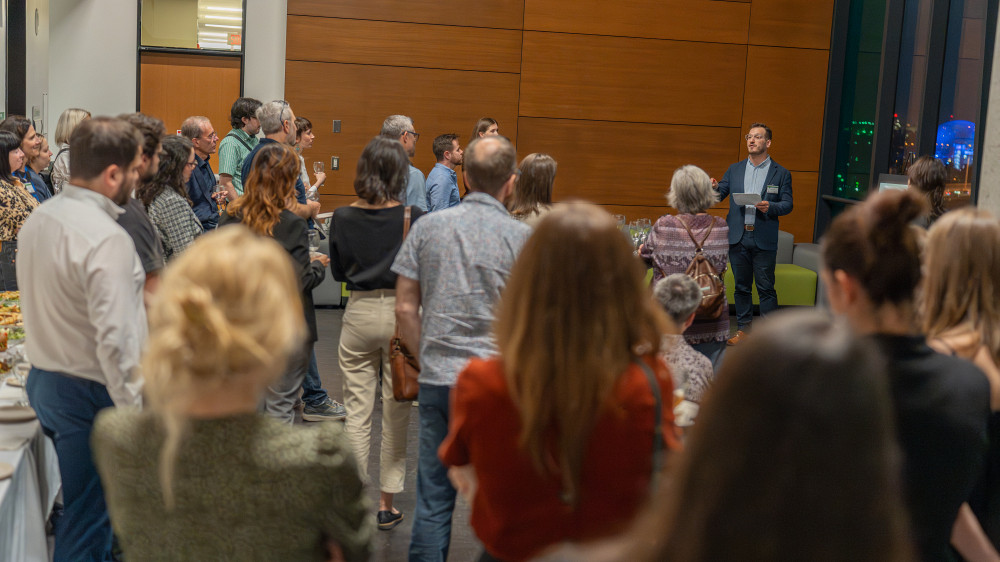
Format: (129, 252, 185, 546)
(390, 207, 421, 401)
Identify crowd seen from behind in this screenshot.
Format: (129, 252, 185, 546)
(2, 95, 1000, 562)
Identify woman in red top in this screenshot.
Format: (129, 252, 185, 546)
(439, 202, 680, 562)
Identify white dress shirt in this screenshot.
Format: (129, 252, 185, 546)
(17, 184, 147, 406)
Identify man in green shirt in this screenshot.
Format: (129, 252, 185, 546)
(218, 97, 261, 200)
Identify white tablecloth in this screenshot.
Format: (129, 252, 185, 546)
(0, 382, 61, 562)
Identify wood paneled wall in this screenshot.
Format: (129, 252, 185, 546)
(139, 52, 241, 137)
(286, 0, 835, 242)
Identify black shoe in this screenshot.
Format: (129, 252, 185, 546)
(377, 509, 404, 530)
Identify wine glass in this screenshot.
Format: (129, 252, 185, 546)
(212, 184, 227, 215)
(313, 161, 324, 175)
(307, 229, 320, 254)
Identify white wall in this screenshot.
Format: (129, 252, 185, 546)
(980, 12, 1000, 217)
(243, 0, 286, 103)
(48, 0, 137, 130)
(25, 0, 49, 132)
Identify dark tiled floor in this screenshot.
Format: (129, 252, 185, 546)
(310, 308, 482, 562)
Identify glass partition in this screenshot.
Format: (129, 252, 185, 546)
(140, 0, 243, 52)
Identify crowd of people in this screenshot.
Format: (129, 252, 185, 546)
(1, 94, 998, 562)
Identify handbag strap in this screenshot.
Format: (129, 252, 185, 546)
(677, 215, 713, 252)
(635, 358, 665, 492)
(392, 206, 413, 342)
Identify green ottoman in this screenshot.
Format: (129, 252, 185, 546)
(723, 264, 817, 306)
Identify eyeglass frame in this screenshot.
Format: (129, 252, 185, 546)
(404, 130, 420, 141)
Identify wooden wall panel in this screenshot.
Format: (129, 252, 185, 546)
(287, 0, 524, 29)
(519, 32, 747, 126)
(139, 52, 240, 136)
(748, 0, 837, 50)
(285, 17, 522, 74)
(286, 61, 519, 198)
(781, 171, 819, 243)
(516, 117, 742, 206)
(523, 0, 750, 44)
(741, 46, 829, 172)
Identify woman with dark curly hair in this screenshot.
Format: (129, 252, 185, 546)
(137, 135, 203, 260)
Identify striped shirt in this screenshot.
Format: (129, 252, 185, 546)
(641, 214, 730, 344)
(217, 128, 258, 196)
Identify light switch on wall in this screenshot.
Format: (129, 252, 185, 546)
(331, 156, 339, 170)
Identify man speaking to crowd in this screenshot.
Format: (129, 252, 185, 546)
(713, 122, 793, 345)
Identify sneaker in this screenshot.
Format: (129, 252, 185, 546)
(302, 398, 347, 422)
(377, 509, 404, 530)
(726, 329, 749, 346)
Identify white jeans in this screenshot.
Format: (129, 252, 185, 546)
(339, 290, 411, 493)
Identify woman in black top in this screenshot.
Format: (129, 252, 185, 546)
(220, 143, 328, 424)
(329, 136, 423, 530)
(822, 189, 993, 561)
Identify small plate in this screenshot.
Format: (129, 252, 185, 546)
(0, 462, 13, 480)
(3, 376, 22, 388)
(0, 405, 35, 423)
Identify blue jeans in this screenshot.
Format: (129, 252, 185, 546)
(691, 340, 725, 371)
(26, 368, 114, 562)
(408, 384, 456, 562)
(729, 229, 778, 329)
(301, 349, 330, 407)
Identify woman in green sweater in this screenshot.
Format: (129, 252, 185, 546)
(92, 225, 373, 561)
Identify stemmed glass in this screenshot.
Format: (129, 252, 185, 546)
(313, 161, 324, 175)
(212, 184, 228, 216)
(307, 229, 321, 258)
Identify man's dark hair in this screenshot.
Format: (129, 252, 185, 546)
(432, 134, 459, 161)
(118, 113, 165, 158)
(749, 122, 772, 141)
(230, 97, 262, 129)
(465, 136, 517, 197)
(70, 117, 142, 181)
(0, 115, 33, 142)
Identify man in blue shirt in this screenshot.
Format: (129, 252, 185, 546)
(425, 134, 463, 212)
(241, 100, 319, 222)
(180, 116, 220, 230)
(0, 115, 51, 202)
(712, 122, 793, 345)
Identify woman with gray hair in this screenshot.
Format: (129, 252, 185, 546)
(640, 164, 729, 365)
(654, 274, 715, 403)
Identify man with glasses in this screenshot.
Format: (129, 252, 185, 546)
(381, 115, 427, 211)
(241, 100, 320, 222)
(181, 116, 221, 230)
(712, 122, 793, 345)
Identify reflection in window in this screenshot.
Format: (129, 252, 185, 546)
(888, 0, 933, 175)
(935, 0, 987, 209)
(833, 0, 886, 201)
(141, 0, 243, 52)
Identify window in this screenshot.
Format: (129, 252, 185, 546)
(140, 0, 243, 52)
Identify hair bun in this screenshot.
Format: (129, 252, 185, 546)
(868, 189, 927, 234)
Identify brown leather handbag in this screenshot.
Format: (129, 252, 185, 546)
(390, 207, 420, 401)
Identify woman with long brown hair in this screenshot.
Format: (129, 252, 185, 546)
(922, 207, 1000, 549)
(137, 135, 202, 260)
(908, 155, 948, 227)
(507, 153, 556, 226)
(220, 142, 329, 423)
(440, 202, 680, 562)
(823, 189, 993, 560)
(621, 311, 912, 562)
(92, 227, 371, 561)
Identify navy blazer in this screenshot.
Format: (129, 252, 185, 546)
(716, 158, 793, 251)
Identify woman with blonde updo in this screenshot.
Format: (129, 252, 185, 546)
(92, 227, 372, 561)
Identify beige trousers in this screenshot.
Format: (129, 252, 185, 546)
(339, 289, 411, 493)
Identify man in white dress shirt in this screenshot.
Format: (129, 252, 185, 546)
(18, 116, 146, 561)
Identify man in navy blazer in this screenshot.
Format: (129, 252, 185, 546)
(713, 123, 793, 345)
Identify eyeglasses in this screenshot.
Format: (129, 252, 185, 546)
(405, 130, 420, 141)
(745, 134, 766, 141)
(185, 160, 197, 168)
(279, 100, 290, 125)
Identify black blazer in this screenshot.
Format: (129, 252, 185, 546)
(221, 209, 325, 342)
(715, 158, 793, 251)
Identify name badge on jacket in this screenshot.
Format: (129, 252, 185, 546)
(766, 185, 779, 195)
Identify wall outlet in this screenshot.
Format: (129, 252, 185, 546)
(332, 120, 341, 133)
(331, 156, 339, 170)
